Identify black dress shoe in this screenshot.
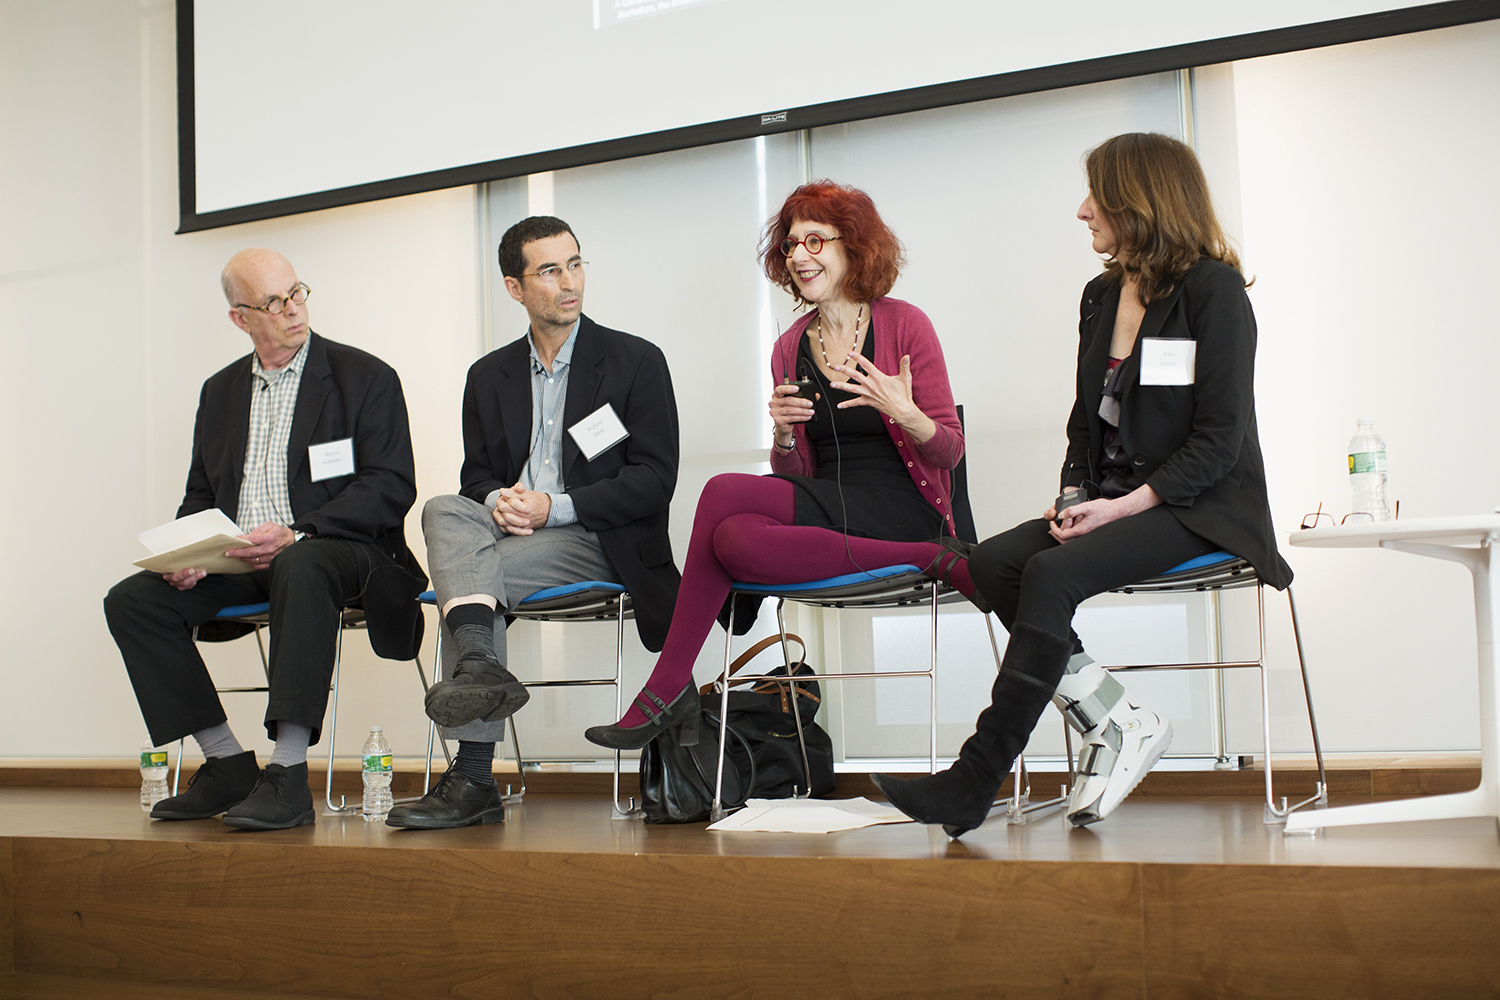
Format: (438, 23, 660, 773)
(222, 762, 315, 831)
(424, 655, 531, 728)
(150, 750, 260, 820)
(385, 770, 505, 829)
(583, 683, 700, 751)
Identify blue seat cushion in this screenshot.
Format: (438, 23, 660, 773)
(417, 582, 625, 607)
(1161, 550, 1237, 576)
(213, 602, 272, 619)
(731, 564, 924, 596)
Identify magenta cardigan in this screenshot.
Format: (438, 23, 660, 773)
(768, 296, 965, 536)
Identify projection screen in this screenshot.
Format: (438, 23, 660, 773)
(177, 0, 1500, 232)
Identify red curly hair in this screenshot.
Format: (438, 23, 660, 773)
(760, 181, 905, 306)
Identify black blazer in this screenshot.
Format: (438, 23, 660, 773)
(179, 332, 428, 656)
(1062, 260, 1292, 589)
(459, 315, 681, 650)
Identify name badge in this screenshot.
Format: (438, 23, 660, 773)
(568, 403, 629, 461)
(308, 438, 356, 482)
(1139, 338, 1196, 386)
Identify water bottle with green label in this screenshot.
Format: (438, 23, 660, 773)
(1348, 417, 1390, 521)
(360, 726, 393, 822)
(139, 740, 169, 812)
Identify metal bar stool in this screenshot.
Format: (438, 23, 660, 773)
(420, 581, 640, 818)
(178, 601, 439, 815)
(1103, 550, 1327, 822)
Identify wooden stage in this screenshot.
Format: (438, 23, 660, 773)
(1, 760, 1497, 1000)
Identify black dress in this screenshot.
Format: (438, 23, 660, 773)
(771, 322, 946, 542)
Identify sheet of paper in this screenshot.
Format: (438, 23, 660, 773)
(707, 796, 913, 834)
(137, 508, 244, 554)
(134, 509, 254, 575)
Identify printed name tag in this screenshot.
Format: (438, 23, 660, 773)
(1139, 338, 1196, 385)
(308, 438, 356, 481)
(568, 403, 629, 461)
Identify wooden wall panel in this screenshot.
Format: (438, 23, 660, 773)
(14, 838, 1146, 1000)
(1, 838, 14, 974)
(1142, 864, 1500, 999)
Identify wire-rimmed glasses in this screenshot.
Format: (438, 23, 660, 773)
(1300, 500, 1399, 529)
(523, 260, 588, 283)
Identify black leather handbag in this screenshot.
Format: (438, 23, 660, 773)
(638, 707, 756, 825)
(703, 633, 837, 799)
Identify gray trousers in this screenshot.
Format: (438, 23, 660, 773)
(422, 494, 618, 742)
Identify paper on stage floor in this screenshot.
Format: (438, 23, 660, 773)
(133, 509, 254, 575)
(707, 797, 913, 834)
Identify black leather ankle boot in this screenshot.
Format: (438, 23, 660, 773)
(873, 622, 1074, 838)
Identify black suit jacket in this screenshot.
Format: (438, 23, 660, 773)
(180, 332, 428, 656)
(1062, 260, 1293, 589)
(459, 315, 681, 651)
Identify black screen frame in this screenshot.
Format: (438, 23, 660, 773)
(176, 0, 1500, 234)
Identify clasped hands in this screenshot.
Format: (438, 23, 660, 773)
(1045, 485, 1162, 542)
(492, 482, 551, 535)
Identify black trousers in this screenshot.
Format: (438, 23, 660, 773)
(104, 538, 387, 747)
(968, 507, 1217, 655)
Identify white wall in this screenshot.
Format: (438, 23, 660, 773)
(0, 0, 479, 762)
(2, 1, 1496, 762)
(1234, 19, 1500, 751)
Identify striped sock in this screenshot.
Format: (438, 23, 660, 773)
(453, 740, 496, 782)
(445, 602, 496, 663)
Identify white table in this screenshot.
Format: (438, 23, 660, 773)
(1286, 515, 1500, 834)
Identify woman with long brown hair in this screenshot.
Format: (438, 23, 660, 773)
(876, 133, 1292, 836)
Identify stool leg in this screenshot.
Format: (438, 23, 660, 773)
(174, 737, 184, 796)
(610, 594, 638, 819)
(324, 617, 349, 814)
(501, 718, 526, 804)
(928, 580, 939, 775)
(777, 598, 815, 798)
(1287, 585, 1328, 802)
(711, 595, 738, 822)
(1207, 589, 1233, 769)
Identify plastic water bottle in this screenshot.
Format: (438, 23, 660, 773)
(1348, 418, 1391, 521)
(139, 740, 169, 812)
(360, 726, 393, 822)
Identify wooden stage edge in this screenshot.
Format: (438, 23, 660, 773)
(2, 762, 1497, 1000)
(0, 753, 1486, 800)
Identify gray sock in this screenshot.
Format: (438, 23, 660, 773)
(268, 721, 313, 768)
(193, 721, 244, 760)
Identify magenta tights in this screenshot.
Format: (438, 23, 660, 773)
(617, 474, 965, 727)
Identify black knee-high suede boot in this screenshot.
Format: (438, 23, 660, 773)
(873, 622, 1073, 838)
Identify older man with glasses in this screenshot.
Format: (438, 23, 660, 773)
(387, 216, 681, 830)
(104, 248, 427, 831)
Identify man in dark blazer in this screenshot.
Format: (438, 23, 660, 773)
(386, 216, 680, 829)
(104, 249, 426, 831)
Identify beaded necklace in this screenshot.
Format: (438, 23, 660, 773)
(815, 302, 865, 369)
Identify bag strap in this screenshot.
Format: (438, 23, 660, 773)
(720, 638, 804, 683)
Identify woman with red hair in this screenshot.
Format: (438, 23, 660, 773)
(586, 181, 977, 750)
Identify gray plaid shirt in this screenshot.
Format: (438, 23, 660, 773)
(235, 343, 308, 533)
